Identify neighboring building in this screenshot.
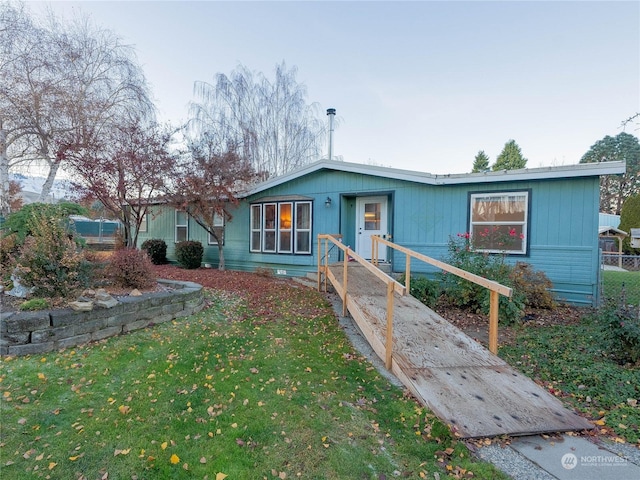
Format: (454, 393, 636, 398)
(139, 159, 625, 307)
(70, 215, 121, 249)
(599, 212, 621, 229)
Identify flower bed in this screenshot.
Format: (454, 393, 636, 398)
(0, 279, 203, 356)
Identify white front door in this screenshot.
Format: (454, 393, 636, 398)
(356, 196, 388, 260)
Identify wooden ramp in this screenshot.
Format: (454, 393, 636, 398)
(328, 263, 594, 438)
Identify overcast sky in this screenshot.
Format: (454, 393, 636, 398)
(33, 0, 640, 174)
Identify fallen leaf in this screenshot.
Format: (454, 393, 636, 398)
(161, 442, 168, 450)
(216, 473, 228, 480)
(48, 462, 57, 470)
(200, 457, 207, 464)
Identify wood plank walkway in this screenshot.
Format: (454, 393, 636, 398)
(327, 263, 594, 438)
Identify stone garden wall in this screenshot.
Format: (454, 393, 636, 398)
(0, 279, 204, 356)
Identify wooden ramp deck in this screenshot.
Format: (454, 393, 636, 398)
(327, 263, 594, 438)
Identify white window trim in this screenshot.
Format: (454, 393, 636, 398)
(469, 191, 529, 255)
(138, 212, 148, 233)
(262, 203, 277, 253)
(175, 209, 188, 243)
(249, 200, 313, 255)
(207, 212, 225, 245)
(250, 205, 262, 253)
(278, 202, 293, 253)
(294, 201, 312, 254)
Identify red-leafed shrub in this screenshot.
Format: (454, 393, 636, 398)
(106, 248, 156, 289)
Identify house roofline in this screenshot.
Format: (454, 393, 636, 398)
(243, 159, 627, 197)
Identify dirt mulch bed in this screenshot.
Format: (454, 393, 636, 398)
(441, 302, 590, 347)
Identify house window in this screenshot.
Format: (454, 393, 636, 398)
(278, 203, 292, 253)
(138, 212, 148, 233)
(207, 212, 225, 245)
(469, 191, 529, 254)
(263, 203, 277, 252)
(175, 210, 188, 243)
(295, 202, 312, 254)
(250, 205, 262, 252)
(250, 200, 312, 255)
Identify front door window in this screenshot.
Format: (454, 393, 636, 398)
(356, 196, 388, 260)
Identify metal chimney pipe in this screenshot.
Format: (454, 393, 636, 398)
(326, 108, 336, 161)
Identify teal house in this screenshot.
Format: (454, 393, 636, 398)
(138, 159, 625, 306)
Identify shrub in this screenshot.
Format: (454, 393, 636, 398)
(106, 248, 156, 289)
(141, 238, 167, 265)
(510, 262, 556, 309)
(438, 235, 525, 324)
(0, 232, 18, 274)
(175, 241, 203, 269)
(255, 267, 274, 278)
(14, 209, 87, 299)
(399, 274, 441, 308)
(4, 202, 88, 243)
(600, 300, 640, 364)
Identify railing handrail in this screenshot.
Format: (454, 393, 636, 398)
(317, 234, 406, 295)
(373, 236, 513, 298)
(318, 234, 406, 369)
(372, 235, 512, 355)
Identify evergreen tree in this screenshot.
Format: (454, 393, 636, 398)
(619, 194, 640, 253)
(492, 140, 527, 171)
(580, 132, 640, 215)
(471, 150, 490, 173)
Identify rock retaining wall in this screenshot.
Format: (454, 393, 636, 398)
(0, 279, 204, 356)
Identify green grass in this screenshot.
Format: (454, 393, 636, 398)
(0, 290, 506, 479)
(603, 270, 640, 306)
(501, 314, 640, 444)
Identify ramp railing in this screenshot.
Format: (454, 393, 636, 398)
(317, 234, 406, 369)
(371, 235, 512, 354)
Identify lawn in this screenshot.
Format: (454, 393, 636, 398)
(0, 270, 505, 480)
(602, 270, 640, 306)
(500, 313, 640, 444)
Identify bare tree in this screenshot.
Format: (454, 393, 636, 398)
(0, 2, 153, 216)
(169, 133, 258, 270)
(622, 113, 639, 131)
(0, 1, 43, 216)
(190, 62, 325, 177)
(66, 120, 177, 248)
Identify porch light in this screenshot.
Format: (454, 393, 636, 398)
(325, 196, 332, 208)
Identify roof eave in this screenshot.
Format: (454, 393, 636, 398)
(243, 159, 627, 196)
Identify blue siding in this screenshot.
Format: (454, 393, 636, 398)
(141, 169, 602, 306)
